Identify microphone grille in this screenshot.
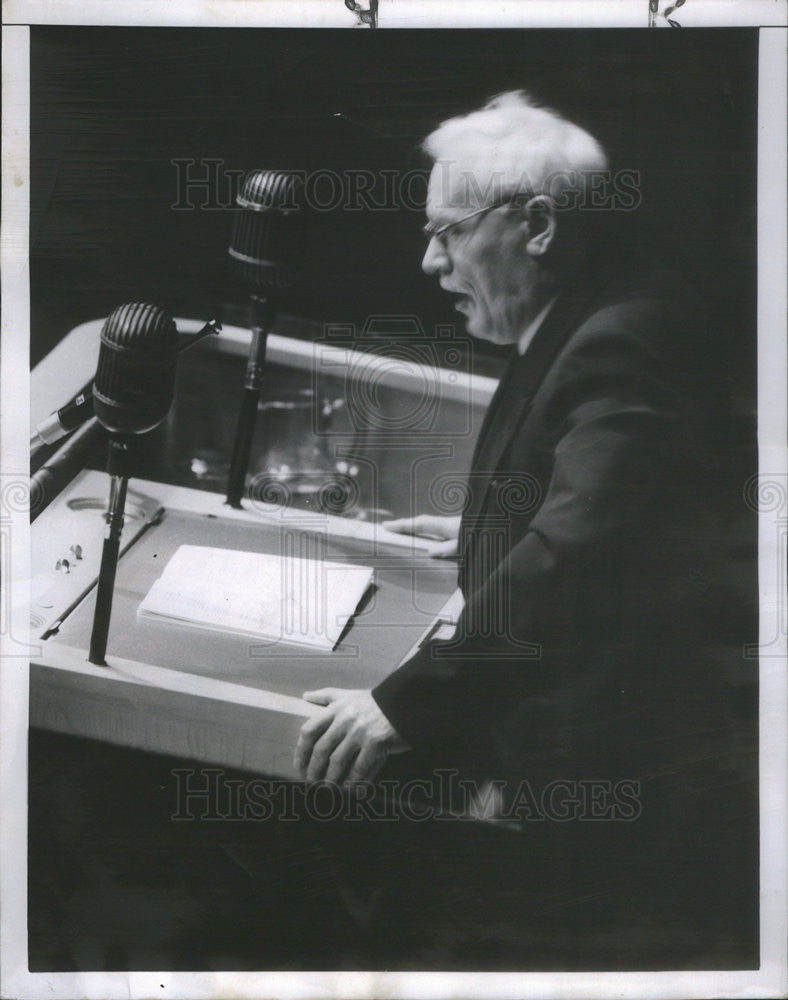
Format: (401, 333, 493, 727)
(94, 303, 180, 436)
(237, 170, 304, 213)
(229, 169, 306, 290)
(101, 302, 178, 350)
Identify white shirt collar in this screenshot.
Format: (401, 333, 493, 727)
(517, 296, 557, 356)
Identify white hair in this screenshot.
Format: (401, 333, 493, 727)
(423, 90, 608, 207)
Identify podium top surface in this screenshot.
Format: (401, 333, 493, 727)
(46, 482, 458, 700)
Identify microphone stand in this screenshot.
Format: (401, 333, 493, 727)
(226, 293, 278, 508)
(88, 436, 131, 666)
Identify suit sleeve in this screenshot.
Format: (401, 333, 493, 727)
(372, 315, 690, 770)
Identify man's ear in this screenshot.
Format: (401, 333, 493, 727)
(523, 195, 557, 257)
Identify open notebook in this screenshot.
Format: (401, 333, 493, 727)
(137, 545, 374, 651)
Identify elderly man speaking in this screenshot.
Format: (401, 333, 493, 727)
(294, 93, 753, 956)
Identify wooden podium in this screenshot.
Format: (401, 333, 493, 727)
(29, 317, 494, 779)
(30, 474, 462, 779)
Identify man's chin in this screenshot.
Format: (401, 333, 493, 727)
(456, 304, 509, 345)
(463, 312, 497, 344)
(461, 306, 482, 339)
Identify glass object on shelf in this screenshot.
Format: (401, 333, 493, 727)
(249, 390, 355, 514)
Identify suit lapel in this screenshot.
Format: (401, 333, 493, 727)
(461, 267, 609, 539)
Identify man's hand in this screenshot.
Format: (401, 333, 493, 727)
(294, 688, 409, 785)
(382, 514, 460, 559)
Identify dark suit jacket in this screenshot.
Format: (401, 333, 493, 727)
(370, 260, 757, 955)
(373, 260, 756, 801)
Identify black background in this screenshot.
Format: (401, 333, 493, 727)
(31, 26, 757, 396)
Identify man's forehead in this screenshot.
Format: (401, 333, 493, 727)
(426, 160, 501, 215)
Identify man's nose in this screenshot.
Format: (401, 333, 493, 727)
(421, 236, 450, 276)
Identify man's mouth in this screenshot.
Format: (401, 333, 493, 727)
(444, 288, 472, 312)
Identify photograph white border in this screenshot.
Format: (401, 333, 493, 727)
(2, 3, 786, 999)
(2, 0, 787, 28)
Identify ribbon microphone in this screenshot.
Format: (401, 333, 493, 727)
(225, 169, 306, 507)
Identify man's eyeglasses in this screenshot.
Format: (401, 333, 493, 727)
(422, 192, 535, 246)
